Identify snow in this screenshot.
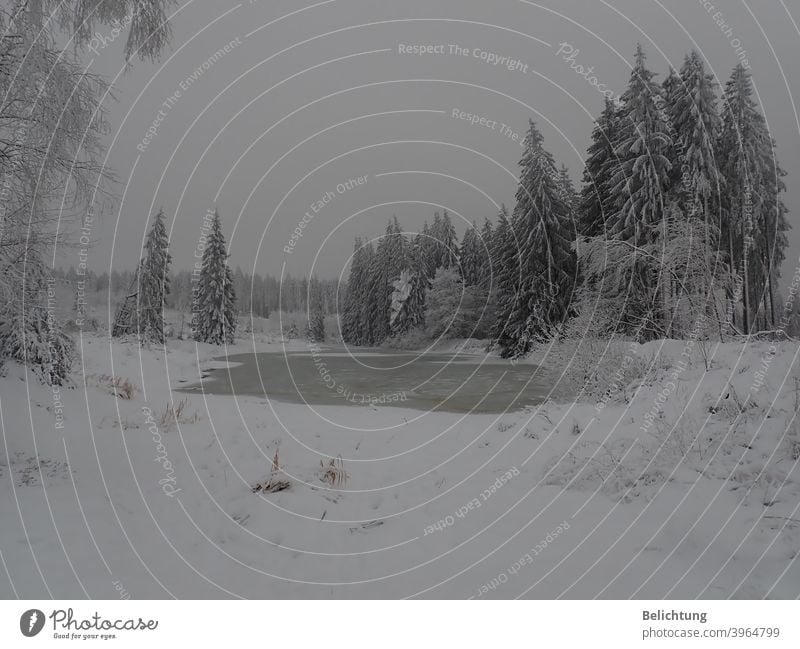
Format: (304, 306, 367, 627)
(1, 333, 799, 598)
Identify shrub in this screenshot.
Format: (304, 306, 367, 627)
(0, 309, 74, 385)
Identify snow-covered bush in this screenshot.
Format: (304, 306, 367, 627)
(425, 268, 490, 339)
(0, 308, 74, 386)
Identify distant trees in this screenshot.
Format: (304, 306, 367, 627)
(342, 209, 499, 346)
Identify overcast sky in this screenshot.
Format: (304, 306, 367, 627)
(77, 0, 800, 290)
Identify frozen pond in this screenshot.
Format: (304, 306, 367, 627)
(180, 347, 563, 413)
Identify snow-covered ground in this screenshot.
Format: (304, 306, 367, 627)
(1, 333, 799, 598)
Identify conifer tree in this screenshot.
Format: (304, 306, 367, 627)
(671, 51, 723, 296)
(459, 222, 482, 286)
(404, 231, 431, 332)
(558, 165, 579, 222)
(429, 211, 458, 270)
(661, 66, 684, 189)
(490, 204, 521, 353)
(365, 219, 409, 344)
(355, 241, 376, 344)
(138, 208, 172, 344)
(719, 63, 788, 333)
(608, 44, 673, 243)
(504, 121, 576, 354)
(194, 210, 237, 344)
(478, 217, 494, 288)
(579, 98, 621, 237)
(307, 276, 326, 342)
(342, 237, 368, 344)
(605, 45, 673, 337)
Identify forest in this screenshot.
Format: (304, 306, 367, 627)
(342, 46, 791, 357)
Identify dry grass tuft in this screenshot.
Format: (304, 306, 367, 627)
(252, 448, 291, 494)
(159, 398, 201, 431)
(321, 455, 348, 488)
(86, 374, 136, 399)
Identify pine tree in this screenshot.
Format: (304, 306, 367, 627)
(756, 139, 789, 330)
(477, 217, 494, 287)
(459, 222, 482, 286)
(404, 232, 431, 332)
(342, 238, 370, 344)
(504, 120, 576, 355)
(489, 204, 521, 353)
(661, 65, 684, 190)
(307, 276, 326, 342)
(558, 165, 578, 223)
(608, 44, 673, 243)
(579, 98, 621, 237)
(194, 210, 237, 344)
(138, 208, 171, 344)
(719, 63, 772, 333)
(605, 44, 674, 338)
(429, 211, 458, 270)
(365, 219, 409, 344)
(671, 51, 723, 301)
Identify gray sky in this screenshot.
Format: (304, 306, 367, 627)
(79, 0, 800, 290)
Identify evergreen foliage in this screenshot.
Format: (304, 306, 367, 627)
(137, 209, 172, 344)
(194, 210, 237, 345)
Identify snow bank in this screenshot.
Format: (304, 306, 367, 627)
(1, 334, 798, 598)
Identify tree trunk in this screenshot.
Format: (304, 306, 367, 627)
(727, 210, 736, 330)
(742, 217, 750, 335)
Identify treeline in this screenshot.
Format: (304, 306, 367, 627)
(343, 46, 790, 356)
(55, 265, 340, 317)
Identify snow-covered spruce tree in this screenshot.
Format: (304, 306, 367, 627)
(459, 222, 482, 286)
(669, 52, 724, 305)
(609, 45, 673, 242)
(719, 63, 789, 333)
(194, 210, 237, 344)
(605, 44, 673, 338)
(755, 141, 789, 331)
(661, 66, 684, 189)
(306, 277, 326, 342)
(429, 211, 458, 270)
(502, 120, 576, 356)
(0, 255, 74, 385)
(477, 217, 494, 287)
(398, 233, 430, 335)
(137, 208, 172, 344)
(489, 204, 520, 353)
(354, 241, 376, 344)
(579, 98, 622, 237)
(558, 164, 579, 220)
(365, 218, 409, 345)
(342, 237, 368, 344)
